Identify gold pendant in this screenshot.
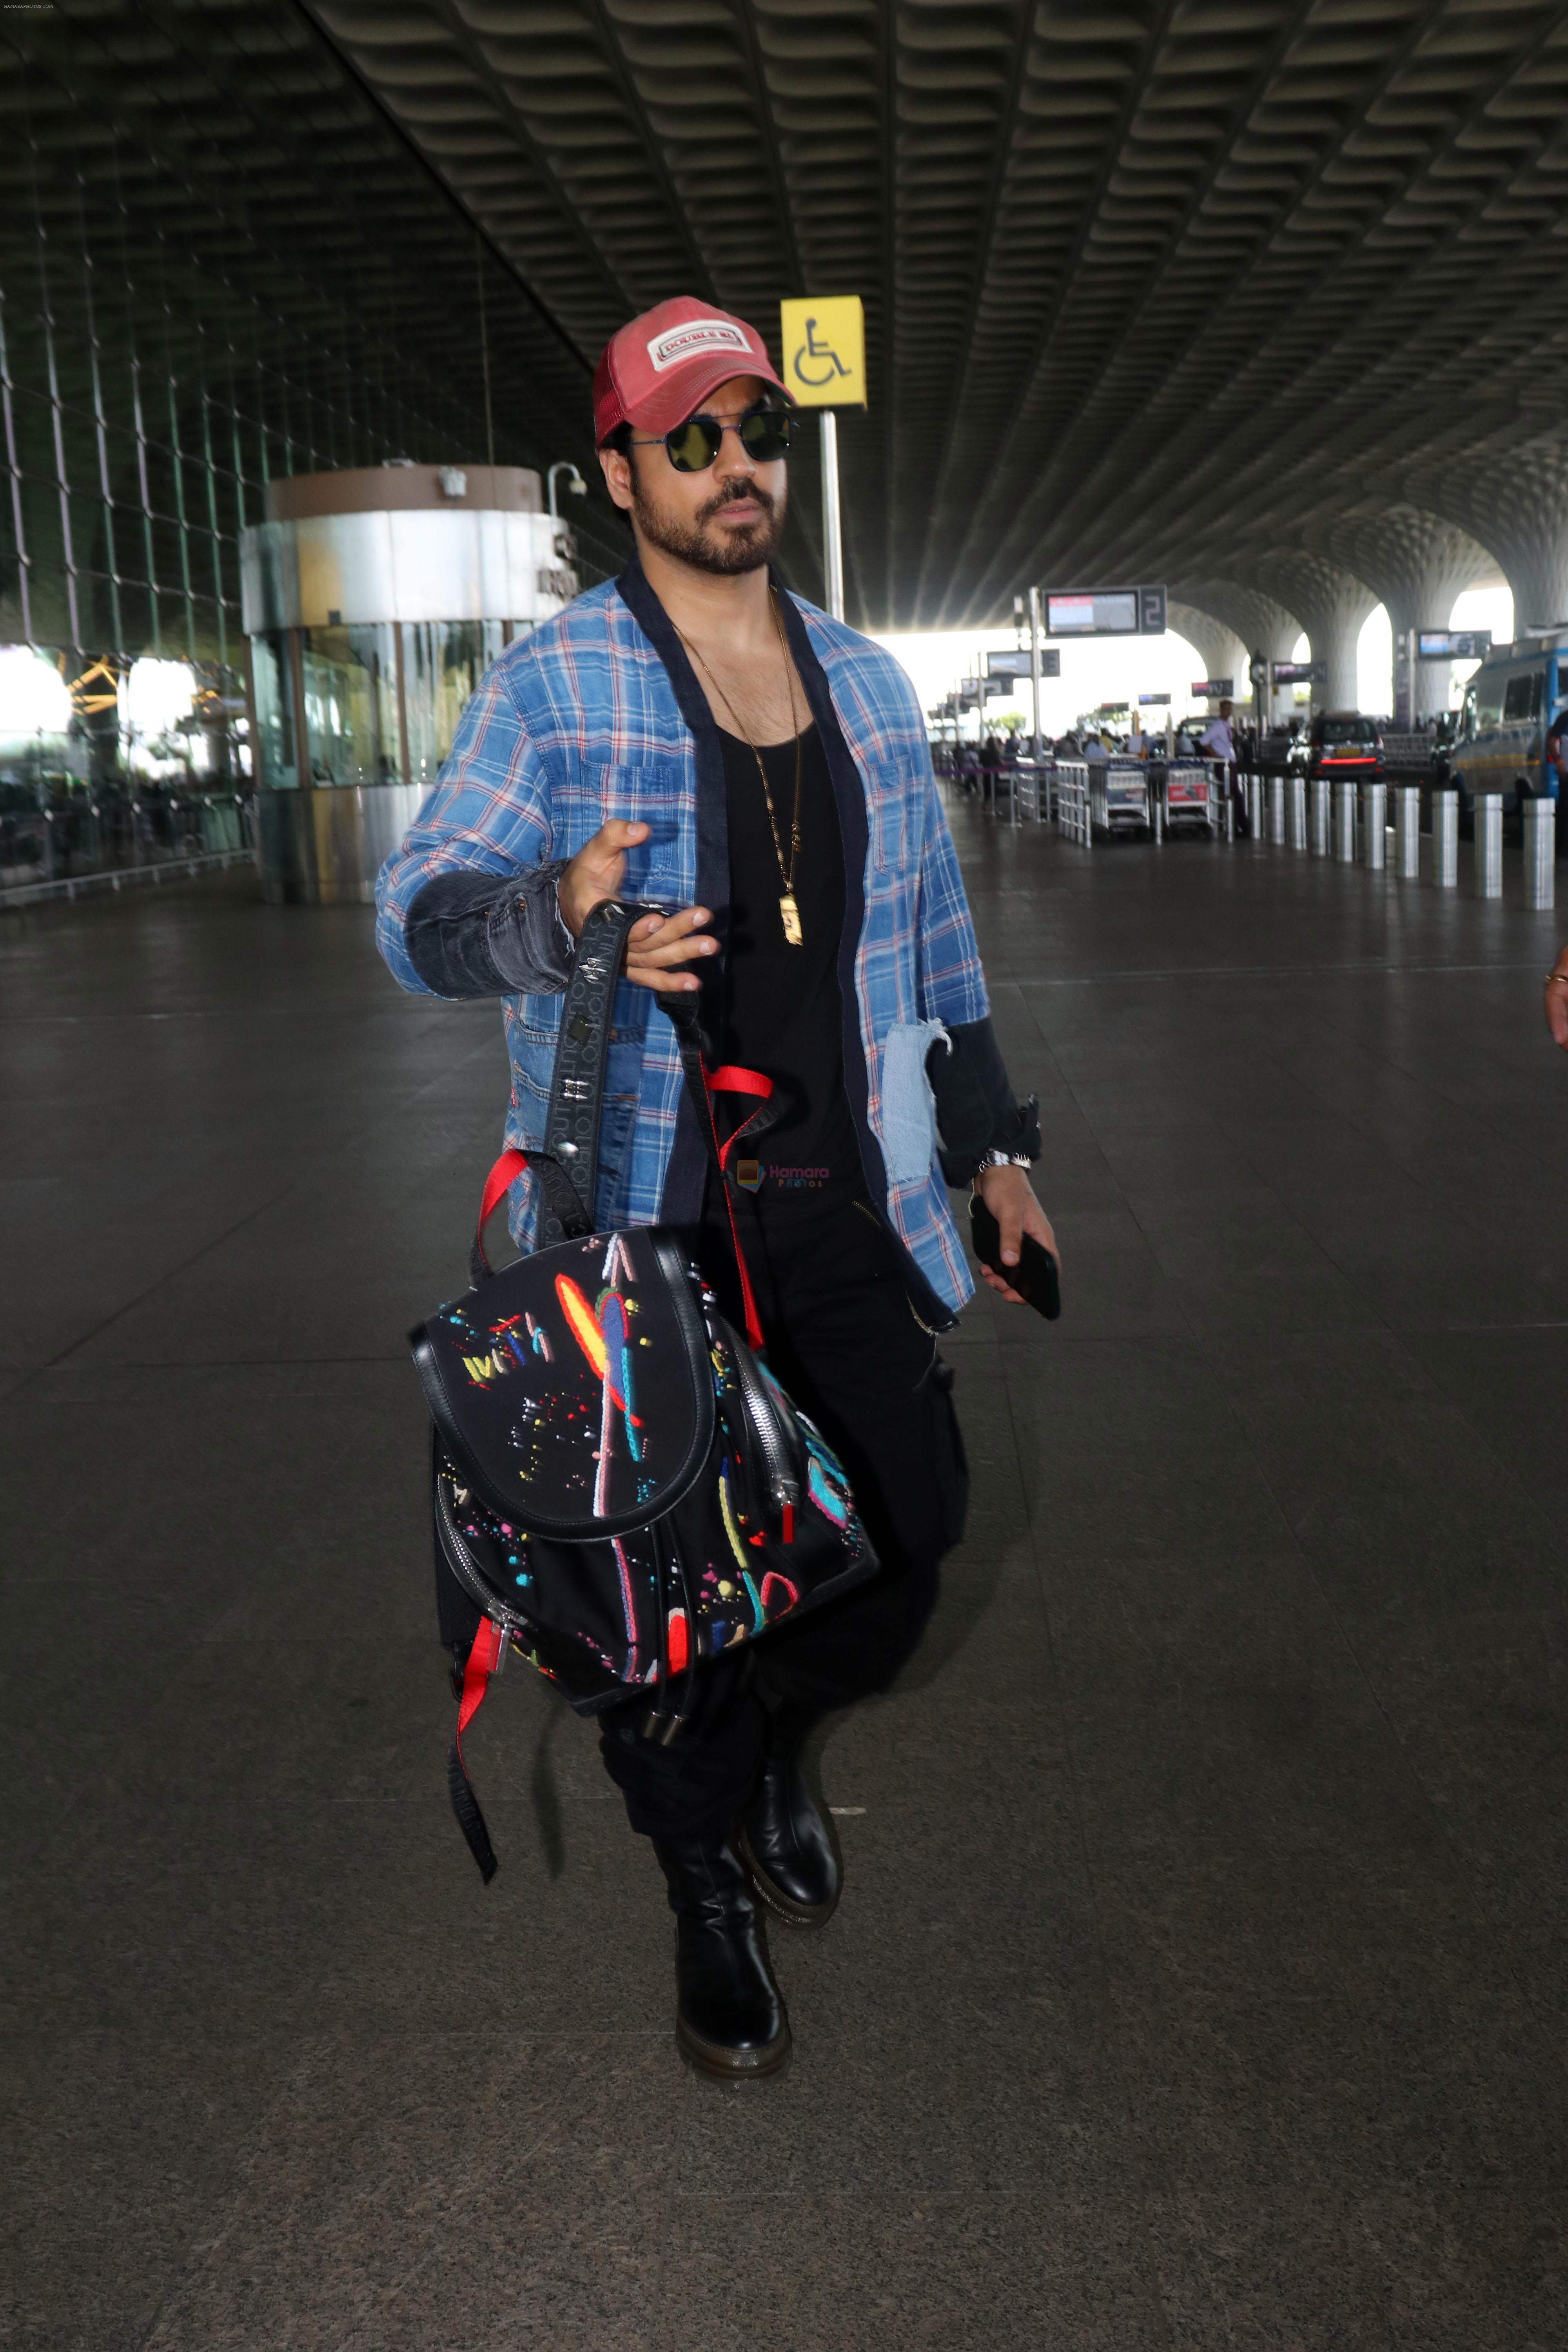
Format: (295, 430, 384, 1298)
(779, 891, 803, 946)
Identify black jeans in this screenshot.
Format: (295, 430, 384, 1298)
(597, 1190, 968, 1842)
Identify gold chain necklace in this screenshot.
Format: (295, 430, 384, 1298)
(675, 589, 805, 946)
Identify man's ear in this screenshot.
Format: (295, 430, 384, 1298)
(598, 445, 634, 514)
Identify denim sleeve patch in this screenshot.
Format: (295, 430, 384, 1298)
(879, 1018, 951, 1185)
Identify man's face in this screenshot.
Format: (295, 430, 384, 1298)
(599, 374, 788, 576)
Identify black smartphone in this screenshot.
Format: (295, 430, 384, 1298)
(969, 1194, 1062, 1321)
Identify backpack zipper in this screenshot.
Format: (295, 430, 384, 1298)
(726, 1332, 801, 1525)
(436, 1472, 533, 1637)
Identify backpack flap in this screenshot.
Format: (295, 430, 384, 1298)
(412, 1223, 716, 1541)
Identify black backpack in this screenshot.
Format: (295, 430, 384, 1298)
(410, 898, 879, 1880)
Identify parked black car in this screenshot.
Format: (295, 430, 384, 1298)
(1306, 713, 1385, 784)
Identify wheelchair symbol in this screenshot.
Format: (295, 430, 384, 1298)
(792, 316, 853, 389)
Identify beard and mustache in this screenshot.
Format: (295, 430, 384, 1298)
(630, 469, 786, 576)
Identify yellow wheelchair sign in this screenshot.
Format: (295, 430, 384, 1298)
(779, 296, 866, 409)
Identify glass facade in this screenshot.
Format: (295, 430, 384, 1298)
(246, 620, 537, 793)
(250, 637, 299, 795)
(0, 4, 620, 903)
(402, 622, 510, 788)
(299, 627, 403, 789)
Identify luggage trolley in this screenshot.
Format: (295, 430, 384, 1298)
(1011, 757, 1048, 822)
(1091, 757, 1151, 837)
(1160, 759, 1220, 836)
(1055, 759, 1091, 846)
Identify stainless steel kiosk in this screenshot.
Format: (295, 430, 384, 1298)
(240, 464, 578, 903)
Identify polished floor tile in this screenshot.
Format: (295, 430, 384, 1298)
(5, 823, 1568, 2347)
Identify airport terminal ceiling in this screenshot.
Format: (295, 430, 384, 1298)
(4, 0, 1568, 645)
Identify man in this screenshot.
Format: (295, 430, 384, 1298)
(376, 296, 1054, 2082)
(1200, 697, 1247, 837)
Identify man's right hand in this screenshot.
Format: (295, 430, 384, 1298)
(557, 818, 717, 995)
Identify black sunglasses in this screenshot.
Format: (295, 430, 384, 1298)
(630, 405, 793, 474)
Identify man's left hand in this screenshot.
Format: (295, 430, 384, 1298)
(973, 1161, 1058, 1304)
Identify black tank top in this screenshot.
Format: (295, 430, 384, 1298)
(713, 721, 864, 1214)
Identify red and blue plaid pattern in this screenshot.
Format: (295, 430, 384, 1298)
(377, 582, 989, 1314)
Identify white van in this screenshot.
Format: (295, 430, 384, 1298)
(1447, 639, 1568, 818)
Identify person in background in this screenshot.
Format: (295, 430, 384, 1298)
(1545, 942, 1568, 1051)
(1544, 740, 1568, 1036)
(1200, 697, 1247, 838)
(1545, 712, 1568, 804)
(1126, 719, 1147, 759)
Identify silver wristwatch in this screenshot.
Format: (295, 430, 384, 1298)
(980, 1147, 1033, 1171)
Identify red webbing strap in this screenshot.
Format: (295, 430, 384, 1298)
(471, 1149, 590, 1287)
(700, 1063, 774, 1352)
(705, 1065, 773, 1103)
(478, 1150, 528, 1237)
(447, 1618, 505, 1883)
(704, 1066, 774, 1176)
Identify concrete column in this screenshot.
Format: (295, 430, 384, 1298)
(1167, 603, 1249, 711)
(1496, 529, 1568, 639)
(1176, 579, 1304, 726)
(1327, 506, 1498, 725)
(1257, 554, 1377, 713)
(1412, 452, 1568, 640)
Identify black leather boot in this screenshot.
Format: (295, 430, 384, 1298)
(737, 1707, 841, 1929)
(652, 1835, 791, 2080)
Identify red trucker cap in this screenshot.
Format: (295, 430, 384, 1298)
(593, 297, 790, 446)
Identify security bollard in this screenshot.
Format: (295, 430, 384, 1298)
(1524, 793, 1556, 911)
(1269, 775, 1285, 845)
(1288, 773, 1306, 851)
(1431, 788, 1458, 887)
(1152, 780, 1163, 847)
(1363, 780, 1387, 871)
(1474, 792, 1503, 898)
(1310, 775, 1330, 856)
(1334, 779, 1357, 863)
(1249, 775, 1265, 840)
(1395, 784, 1421, 878)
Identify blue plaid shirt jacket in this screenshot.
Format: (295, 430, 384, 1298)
(376, 561, 1007, 1327)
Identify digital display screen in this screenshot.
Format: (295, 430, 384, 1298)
(1047, 591, 1138, 635)
(1417, 630, 1491, 661)
(984, 650, 1060, 678)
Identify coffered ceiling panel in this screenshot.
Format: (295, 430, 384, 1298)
(8, 0, 1568, 631)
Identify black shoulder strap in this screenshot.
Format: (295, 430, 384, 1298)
(536, 897, 654, 1247)
(469, 897, 663, 1283)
